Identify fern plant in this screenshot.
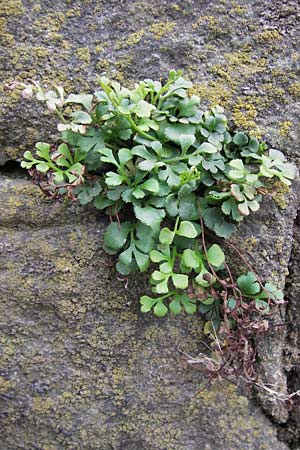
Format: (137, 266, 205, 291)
(13, 71, 295, 338)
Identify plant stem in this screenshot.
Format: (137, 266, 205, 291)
(127, 115, 156, 141)
(56, 108, 67, 124)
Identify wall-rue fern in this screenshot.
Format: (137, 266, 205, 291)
(12, 71, 295, 342)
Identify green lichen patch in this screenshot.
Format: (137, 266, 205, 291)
(149, 21, 176, 39)
(0, 0, 24, 16)
(126, 29, 145, 45)
(279, 121, 293, 137)
(75, 47, 91, 64)
(256, 29, 282, 43)
(270, 180, 291, 210)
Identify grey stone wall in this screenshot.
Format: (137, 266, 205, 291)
(1, 1, 300, 448)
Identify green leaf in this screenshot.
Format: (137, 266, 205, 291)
(150, 140, 162, 154)
(105, 172, 123, 186)
(199, 297, 215, 314)
(198, 142, 217, 154)
(237, 202, 249, 216)
(213, 221, 236, 239)
(150, 250, 167, 263)
(181, 249, 199, 269)
(138, 159, 156, 171)
(203, 320, 214, 336)
(75, 183, 102, 205)
(116, 261, 136, 275)
(136, 221, 158, 240)
(103, 222, 131, 251)
(155, 278, 170, 294)
(166, 194, 178, 217)
(188, 154, 202, 165)
(177, 221, 197, 238)
(54, 172, 64, 184)
(202, 156, 225, 174)
(237, 272, 260, 295)
(23, 150, 35, 161)
(36, 162, 49, 173)
(233, 132, 248, 146)
(178, 194, 196, 220)
(71, 110, 92, 124)
(139, 118, 159, 132)
(133, 248, 149, 272)
(65, 93, 93, 110)
(228, 160, 245, 179)
(154, 301, 168, 317)
(135, 234, 155, 254)
(230, 184, 244, 201)
(140, 295, 157, 313)
(178, 294, 197, 314)
(269, 149, 285, 162)
(132, 188, 145, 199)
(221, 198, 243, 221)
(56, 157, 69, 167)
(152, 270, 167, 281)
(98, 148, 119, 166)
(58, 142, 73, 160)
(262, 283, 284, 301)
(179, 134, 196, 152)
(164, 123, 196, 148)
(35, 142, 51, 159)
(201, 206, 236, 238)
(159, 227, 174, 245)
(206, 244, 225, 267)
(172, 273, 189, 289)
(93, 196, 114, 210)
(134, 204, 165, 227)
(229, 159, 245, 170)
(159, 261, 173, 273)
(140, 178, 160, 193)
(132, 100, 155, 118)
(119, 246, 133, 265)
(228, 298, 237, 310)
(118, 148, 132, 165)
(169, 298, 181, 315)
(195, 269, 214, 288)
(158, 165, 181, 187)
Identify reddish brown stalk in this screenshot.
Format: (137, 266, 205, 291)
(227, 242, 267, 293)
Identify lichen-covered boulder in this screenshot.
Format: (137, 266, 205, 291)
(1, 0, 300, 163)
(1, 0, 300, 448)
(0, 175, 293, 450)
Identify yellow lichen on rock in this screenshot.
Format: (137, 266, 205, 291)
(288, 82, 300, 98)
(189, 81, 232, 107)
(0, 0, 24, 15)
(149, 21, 176, 39)
(279, 120, 293, 137)
(75, 47, 91, 64)
(126, 30, 145, 46)
(271, 180, 290, 210)
(232, 96, 262, 137)
(256, 29, 282, 43)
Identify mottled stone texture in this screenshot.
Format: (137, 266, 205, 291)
(1, 0, 300, 164)
(1, 0, 300, 449)
(0, 176, 293, 450)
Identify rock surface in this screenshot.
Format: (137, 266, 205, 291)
(0, 175, 293, 450)
(1, 0, 300, 449)
(1, 0, 300, 164)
